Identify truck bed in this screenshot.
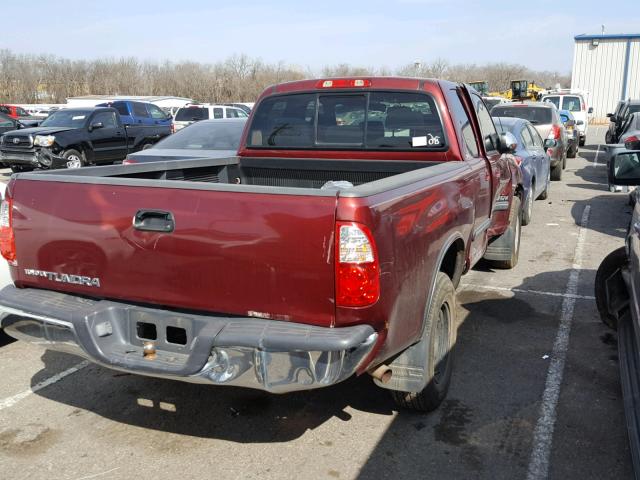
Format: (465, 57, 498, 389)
(34, 156, 448, 193)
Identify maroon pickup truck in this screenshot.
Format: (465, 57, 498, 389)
(0, 78, 523, 411)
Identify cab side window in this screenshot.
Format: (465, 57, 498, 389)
(147, 104, 167, 119)
(446, 88, 479, 158)
(132, 102, 149, 118)
(92, 111, 118, 128)
(472, 93, 498, 152)
(520, 125, 534, 148)
(214, 108, 223, 119)
(527, 124, 543, 148)
(111, 102, 130, 116)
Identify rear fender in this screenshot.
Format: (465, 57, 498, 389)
(374, 233, 464, 393)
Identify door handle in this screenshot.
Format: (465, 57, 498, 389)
(133, 210, 175, 233)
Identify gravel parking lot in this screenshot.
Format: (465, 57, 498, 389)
(0, 129, 634, 479)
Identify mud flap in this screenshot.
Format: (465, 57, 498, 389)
(483, 227, 515, 261)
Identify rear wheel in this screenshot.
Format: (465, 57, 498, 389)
(568, 145, 577, 158)
(550, 162, 562, 181)
(579, 136, 586, 147)
(391, 272, 456, 412)
(595, 247, 629, 330)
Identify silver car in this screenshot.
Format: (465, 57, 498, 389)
(491, 102, 568, 181)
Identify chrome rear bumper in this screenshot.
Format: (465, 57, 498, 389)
(0, 286, 377, 393)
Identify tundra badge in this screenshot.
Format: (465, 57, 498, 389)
(24, 269, 101, 287)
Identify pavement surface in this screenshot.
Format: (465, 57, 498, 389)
(0, 128, 634, 479)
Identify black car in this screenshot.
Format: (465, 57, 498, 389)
(596, 147, 640, 477)
(125, 118, 246, 164)
(607, 99, 640, 144)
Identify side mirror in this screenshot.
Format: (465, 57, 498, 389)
(89, 122, 104, 131)
(576, 120, 584, 125)
(609, 114, 617, 122)
(588, 107, 593, 114)
(609, 151, 640, 185)
(607, 113, 613, 118)
(15, 122, 22, 129)
(497, 132, 518, 154)
(543, 138, 557, 149)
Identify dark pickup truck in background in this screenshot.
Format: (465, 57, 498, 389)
(0, 107, 171, 171)
(0, 77, 523, 412)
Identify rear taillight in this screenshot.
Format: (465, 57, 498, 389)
(122, 157, 137, 165)
(549, 124, 561, 140)
(335, 222, 380, 307)
(0, 198, 16, 264)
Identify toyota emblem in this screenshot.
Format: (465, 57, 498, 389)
(12, 138, 20, 144)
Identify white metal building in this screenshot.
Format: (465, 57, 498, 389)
(65, 95, 193, 110)
(571, 33, 640, 123)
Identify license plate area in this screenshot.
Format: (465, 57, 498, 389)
(128, 310, 193, 351)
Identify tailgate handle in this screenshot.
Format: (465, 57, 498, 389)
(133, 210, 175, 233)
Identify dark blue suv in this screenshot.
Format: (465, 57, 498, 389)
(96, 100, 172, 127)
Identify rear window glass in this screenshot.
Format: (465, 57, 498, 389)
(247, 92, 445, 150)
(491, 106, 552, 125)
(157, 120, 245, 150)
(543, 96, 560, 109)
(562, 96, 581, 112)
(176, 107, 210, 121)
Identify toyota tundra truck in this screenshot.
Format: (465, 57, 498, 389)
(0, 78, 523, 411)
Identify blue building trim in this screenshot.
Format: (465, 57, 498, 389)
(575, 33, 640, 41)
(621, 40, 632, 100)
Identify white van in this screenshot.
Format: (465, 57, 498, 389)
(173, 104, 248, 131)
(541, 91, 593, 146)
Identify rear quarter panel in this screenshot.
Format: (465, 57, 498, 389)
(335, 162, 476, 364)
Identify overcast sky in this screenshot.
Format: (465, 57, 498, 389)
(3, 0, 639, 73)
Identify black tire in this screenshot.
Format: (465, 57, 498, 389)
(550, 162, 562, 181)
(568, 145, 577, 158)
(391, 272, 456, 412)
(579, 137, 586, 147)
(10, 165, 29, 173)
(605, 131, 613, 144)
(62, 149, 85, 169)
(491, 196, 521, 269)
(595, 247, 629, 330)
(522, 184, 533, 226)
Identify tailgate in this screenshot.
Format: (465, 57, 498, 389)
(10, 180, 338, 326)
